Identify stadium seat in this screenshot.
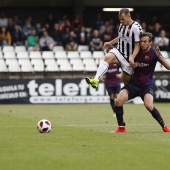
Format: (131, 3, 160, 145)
(18, 59, 33, 72)
(42, 51, 55, 59)
(92, 51, 105, 59)
(83, 58, 97, 71)
(160, 51, 169, 59)
(95, 58, 103, 66)
(55, 51, 67, 58)
(57, 58, 72, 71)
(31, 58, 44, 72)
(77, 45, 89, 52)
(52, 46, 64, 52)
(155, 62, 163, 72)
(67, 51, 80, 59)
(16, 51, 29, 59)
(70, 58, 84, 71)
(0, 59, 8, 72)
(15, 46, 26, 53)
(5, 59, 21, 72)
(29, 51, 42, 59)
(3, 51, 16, 59)
(161, 58, 170, 71)
(80, 51, 92, 59)
(44, 59, 59, 71)
(3, 46, 15, 53)
(0, 51, 3, 58)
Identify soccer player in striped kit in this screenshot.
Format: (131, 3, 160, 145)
(110, 32, 170, 133)
(100, 46, 122, 117)
(86, 8, 143, 87)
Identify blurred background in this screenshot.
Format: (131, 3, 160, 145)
(0, 0, 170, 103)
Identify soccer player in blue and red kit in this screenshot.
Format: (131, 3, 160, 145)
(110, 32, 170, 133)
(101, 63, 121, 117)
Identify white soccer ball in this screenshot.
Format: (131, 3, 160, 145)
(37, 119, 51, 133)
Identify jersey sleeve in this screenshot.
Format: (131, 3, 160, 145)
(133, 23, 143, 42)
(118, 24, 122, 38)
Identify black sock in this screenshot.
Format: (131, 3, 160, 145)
(115, 106, 125, 126)
(150, 107, 165, 128)
(110, 99, 115, 113)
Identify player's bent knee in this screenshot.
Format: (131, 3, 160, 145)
(115, 98, 123, 106)
(144, 104, 153, 112)
(104, 53, 119, 64)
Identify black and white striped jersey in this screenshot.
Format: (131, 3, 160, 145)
(117, 21, 143, 60)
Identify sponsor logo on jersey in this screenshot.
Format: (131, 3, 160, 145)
(145, 55, 150, 60)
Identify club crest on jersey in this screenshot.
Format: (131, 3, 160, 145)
(144, 55, 150, 60)
(127, 29, 131, 33)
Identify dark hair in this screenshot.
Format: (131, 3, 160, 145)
(119, 8, 130, 16)
(140, 32, 154, 42)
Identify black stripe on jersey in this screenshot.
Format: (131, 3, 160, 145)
(126, 24, 133, 37)
(118, 24, 123, 32)
(126, 23, 134, 58)
(122, 26, 126, 56)
(132, 31, 135, 52)
(117, 38, 121, 52)
(127, 43, 130, 58)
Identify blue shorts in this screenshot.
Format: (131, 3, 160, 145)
(106, 85, 121, 95)
(122, 82, 153, 101)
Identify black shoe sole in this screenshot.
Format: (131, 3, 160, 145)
(85, 77, 90, 84)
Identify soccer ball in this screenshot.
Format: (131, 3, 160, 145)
(37, 119, 51, 133)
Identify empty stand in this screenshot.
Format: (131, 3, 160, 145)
(92, 51, 105, 59)
(16, 51, 29, 59)
(0, 59, 8, 72)
(42, 51, 55, 59)
(52, 46, 64, 52)
(57, 58, 72, 71)
(67, 51, 80, 59)
(55, 51, 67, 58)
(77, 45, 89, 52)
(44, 59, 59, 71)
(29, 51, 42, 59)
(80, 51, 92, 59)
(6, 59, 20, 72)
(18, 59, 33, 72)
(0, 51, 3, 58)
(70, 58, 84, 71)
(160, 51, 169, 58)
(15, 46, 27, 53)
(3, 46, 15, 53)
(83, 58, 97, 71)
(4, 51, 16, 59)
(161, 58, 170, 71)
(31, 59, 44, 72)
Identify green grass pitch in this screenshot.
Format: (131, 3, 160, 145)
(0, 103, 170, 170)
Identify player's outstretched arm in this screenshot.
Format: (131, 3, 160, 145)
(156, 47, 170, 70)
(103, 37, 119, 50)
(129, 42, 140, 67)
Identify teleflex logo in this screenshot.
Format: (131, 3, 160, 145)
(27, 79, 107, 96)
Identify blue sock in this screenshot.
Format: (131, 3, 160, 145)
(150, 107, 165, 128)
(110, 99, 115, 113)
(115, 106, 125, 126)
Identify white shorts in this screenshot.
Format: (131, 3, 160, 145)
(109, 48, 134, 75)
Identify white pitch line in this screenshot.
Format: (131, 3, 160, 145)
(1, 124, 159, 128)
(58, 124, 159, 127)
